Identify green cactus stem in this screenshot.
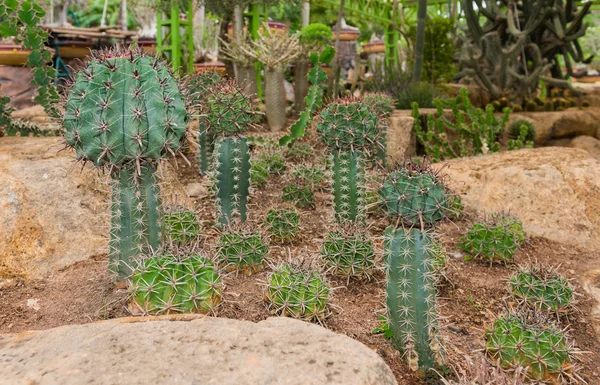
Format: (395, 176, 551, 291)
(331, 150, 367, 224)
(321, 230, 375, 279)
(264, 208, 300, 243)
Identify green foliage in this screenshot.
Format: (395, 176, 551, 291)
(291, 165, 328, 190)
(372, 315, 393, 339)
(509, 265, 574, 314)
(75, 0, 137, 29)
(321, 230, 376, 278)
(485, 313, 574, 382)
(299, 23, 333, 47)
(250, 158, 270, 187)
(507, 119, 535, 150)
(266, 264, 330, 322)
(264, 208, 300, 243)
(130, 253, 222, 315)
(216, 231, 268, 274)
(203, 0, 281, 17)
(162, 208, 201, 244)
(282, 184, 314, 209)
(458, 213, 526, 263)
(379, 161, 449, 226)
(1, 93, 55, 137)
(201, 80, 258, 137)
(0, 0, 59, 116)
(412, 88, 510, 161)
(284, 142, 314, 162)
(365, 69, 439, 110)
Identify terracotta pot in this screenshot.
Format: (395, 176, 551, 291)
(227, 21, 288, 38)
(57, 40, 94, 59)
(136, 38, 157, 54)
(0, 45, 32, 66)
(363, 41, 385, 54)
(194, 62, 227, 76)
(573, 76, 600, 84)
(332, 29, 360, 42)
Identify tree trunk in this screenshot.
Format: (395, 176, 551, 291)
(294, 60, 309, 114)
(412, 0, 427, 82)
(264, 67, 287, 131)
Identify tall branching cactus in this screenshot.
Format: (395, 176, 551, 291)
(63, 48, 188, 280)
(316, 97, 378, 224)
(379, 160, 449, 374)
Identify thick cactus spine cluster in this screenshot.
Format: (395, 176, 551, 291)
(130, 253, 222, 315)
(63, 48, 188, 281)
(216, 231, 268, 274)
(321, 230, 375, 279)
(384, 227, 445, 372)
(509, 265, 574, 314)
(282, 183, 314, 209)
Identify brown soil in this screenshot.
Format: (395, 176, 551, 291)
(1, 132, 599, 385)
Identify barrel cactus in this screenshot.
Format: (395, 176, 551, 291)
(63, 48, 188, 280)
(321, 230, 376, 279)
(509, 265, 574, 314)
(162, 207, 201, 244)
(265, 264, 330, 322)
(129, 253, 222, 315)
(250, 157, 270, 187)
(316, 97, 378, 224)
(291, 165, 328, 191)
(282, 183, 314, 209)
(216, 231, 268, 274)
(264, 208, 300, 243)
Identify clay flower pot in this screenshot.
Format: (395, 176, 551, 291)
(363, 41, 385, 54)
(57, 40, 94, 59)
(136, 38, 157, 55)
(194, 62, 227, 76)
(332, 28, 360, 41)
(0, 45, 32, 66)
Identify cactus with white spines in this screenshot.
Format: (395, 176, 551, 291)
(264, 208, 300, 243)
(216, 231, 268, 275)
(321, 229, 375, 279)
(509, 265, 575, 315)
(363, 92, 395, 166)
(162, 207, 201, 244)
(63, 48, 188, 280)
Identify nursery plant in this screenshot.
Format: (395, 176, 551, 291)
(63, 48, 187, 280)
(216, 231, 268, 274)
(264, 208, 300, 243)
(284, 142, 314, 162)
(250, 157, 270, 187)
(509, 265, 574, 315)
(507, 119, 535, 150)
(162, 207, 201, 244)
(321, 229, 376, 279)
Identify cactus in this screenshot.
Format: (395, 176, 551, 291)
(379, 161, 449, 226)
(445, 194, 464, 221)
(509, 265, 574, 314)
(321, 230, 375, 279)
(284, 142, 314, 162)
(291, 164, 328, 191)
(264, 208, 300, 243)
(384, 227, 445, 372)
(200, 80, 258, 137)
(129, 253, 222, 315)
(63, 49, 188, 280)
(216, 231, 268, 274)
(265, 264, 330, 322)
(250, 157, 270, 187)
(282, 184, 314, 209)
(257, 151, 287, 175)
(363, 92, 394, 166)
(330, 150, 367, 223)
(508, 119, 535, 141)
(162, 207, 201, 244)
(485, 313, 575, 382)
(458, 213, 526, 263)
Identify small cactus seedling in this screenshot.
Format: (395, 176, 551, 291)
(384, 227, 445, 372)
(63, 48, 188, 280)
(130, 253, 222, 315)
(379, 161, 449, 226)
(216, 231, 268, 274)
(265, 264, 330, 322)
(509, 265, 574, 314)
(284, 142, 314, 162)
(458, 213, 526, 263)
(445, 194, 464, 221)
(291, 164, 328, 191)
(162, 207, 201, 244)
(257, 151, 287, 175)
(264, 208, 300, 243)
(485, 313, 575, 382)
(321, 230, 375, 279)
(250, 157, 270, 187)
(282, 183, 314, 209)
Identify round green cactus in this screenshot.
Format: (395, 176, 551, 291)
(458, 213, 526, 263)
(316, 97, 379, 151)
(64, 49, 187, 168)
(162, 208, 201, 244)
(201, 80, 258, 136)
(130, 253, 222, 315)
(264, 208, 300, 243)
(291, 165, 328, 190)
(321, 230, 375, 278)
(250, 158, 270, 187)
(257, 151, 286, 175)
(188, 71, 223, 103)
(485, 313, 574, 382)
(363, 92, 395, 118)
(282, 184, 314, 209)
(266, 264, 330, 322)
(508, 119, 535, 141)
(216, 231, 268, 274)
(509, 265, 574, 314)
(379, 162, 449, 226)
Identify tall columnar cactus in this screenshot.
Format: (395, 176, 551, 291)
(63, 48, 188, 280)
(316, 97, 378, 224)
(384, 227, 445, 372)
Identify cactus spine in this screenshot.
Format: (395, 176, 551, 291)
(331, 150, 366, 224)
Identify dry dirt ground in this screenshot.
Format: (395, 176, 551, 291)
(1, 133, 599, 385)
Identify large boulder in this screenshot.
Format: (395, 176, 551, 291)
(438, 147, 600, 250)
(0, 137, 107, 279)
(510, 109, 600, 145)
(571, 135, 600, 161)
(0, 315, 397, 385)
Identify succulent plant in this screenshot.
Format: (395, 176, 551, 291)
(485, 313, 575, 382)
(291, 164, 328, 191)
(508, 119, 535, 142)
(384, 227, 445, 372)
(458, 213, 526, 263)
(257, 151, 287, 175)
(63, 49, 188, 280)
(509, 265, 574, 314)
(264, 208, 300, 243)
(200, 80, 258, 137)
(445, 194, 464, 221)
(216, 231, 268, 274)
(162, 207, 201, 244)
(265, 264, 330, 322)
(321, 230, 375, 279)
(284, 142, 314, 162)
(282, 184, 314, 209)
(130, 253, 222, 315)
(363, 92, 396, 118)
(379, 161, 449, 226)
(250, 157, 270, 187)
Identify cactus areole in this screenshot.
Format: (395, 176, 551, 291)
(63, 49, 188, 280)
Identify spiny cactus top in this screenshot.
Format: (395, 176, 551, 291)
(200, 80, 259, 137)
(363, 92, 395, 119)
(63, 48, 187, 169)
(509, 265, 574, 314)
(316, 97, 379, 151)
(188, 71, 223, 103)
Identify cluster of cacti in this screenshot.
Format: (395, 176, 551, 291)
(485, 313, 574, 382)
(499, 96, 578, 113)
(264, 208, 300, 243)
(509, 265, 574, 314)
(256, 151, 287, 175)
(265, 264, 330, 322)
(162, 207, 201, 244)
(291, 165, 328, 191)
(129, 253, 222, 315)
(216, 231, 268, 274)
(284, 142, 314, 162)
(321, 230, 375, 279)
(282, 184, 314, 209)
(458, 213, 526, 263)
(363, 92, 395, 166)
(63, 48, 188, 280)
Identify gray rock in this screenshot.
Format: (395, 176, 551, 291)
(0, 315, 397, 385)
